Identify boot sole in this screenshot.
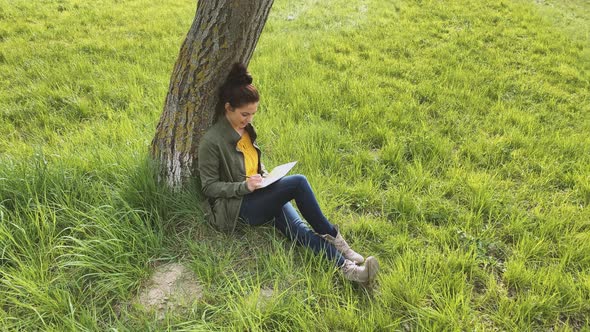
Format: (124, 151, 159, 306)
(365, 256, 379, 284)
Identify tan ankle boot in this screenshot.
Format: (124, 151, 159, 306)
(341, 256, 379, 283)
(321, 226, 364, 264)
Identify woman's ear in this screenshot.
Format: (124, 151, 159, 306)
(224, 102, 233, 113)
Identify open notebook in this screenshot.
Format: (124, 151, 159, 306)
(260, 161, 297, 188)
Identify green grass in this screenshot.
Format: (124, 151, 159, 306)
(1, 0, 589, 330)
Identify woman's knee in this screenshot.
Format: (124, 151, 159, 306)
(291, 174, 308, 186)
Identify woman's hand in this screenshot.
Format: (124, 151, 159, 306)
(246, 174, 263, 192)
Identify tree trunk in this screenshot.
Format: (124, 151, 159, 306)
(150, 0, 274, 189)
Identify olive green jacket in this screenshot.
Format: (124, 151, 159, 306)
(197, 116, 267, 232)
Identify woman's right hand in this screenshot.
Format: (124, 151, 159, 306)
(246, 174, 263, 192)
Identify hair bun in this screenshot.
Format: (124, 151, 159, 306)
(225, 62, 253, 86)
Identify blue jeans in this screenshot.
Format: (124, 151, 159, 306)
(238, 174, 346, 267)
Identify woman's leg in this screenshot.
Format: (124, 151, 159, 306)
(239, 174, 337, 237)
(239, 179, 378, 282)
(273, 202, 345, 266)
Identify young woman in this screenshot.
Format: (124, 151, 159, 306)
(197, 63, 379, 283)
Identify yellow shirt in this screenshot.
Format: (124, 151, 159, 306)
(236, 131, 259, 178)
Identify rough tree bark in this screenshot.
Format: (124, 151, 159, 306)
(150, 0, 274, 188)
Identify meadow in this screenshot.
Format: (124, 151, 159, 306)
(1, 0, 589, 330)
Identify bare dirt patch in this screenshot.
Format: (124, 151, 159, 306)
(135, 263, 203, 319)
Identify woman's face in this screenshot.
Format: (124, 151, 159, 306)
(225, 102, 258, 131)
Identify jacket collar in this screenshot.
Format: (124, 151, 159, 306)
(216, 114, 258, 145)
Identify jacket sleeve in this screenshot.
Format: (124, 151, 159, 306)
(198, 139, 251, 198)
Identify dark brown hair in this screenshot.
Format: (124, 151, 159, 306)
(216, 63, 259, 121)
